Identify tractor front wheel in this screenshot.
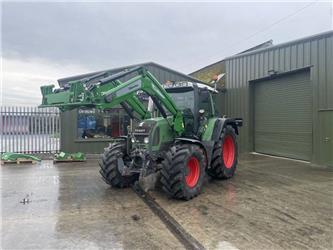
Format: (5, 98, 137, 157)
(207, 125, 238, 179)
(161, 144, 206, 200)
(99, 142, 138, 188)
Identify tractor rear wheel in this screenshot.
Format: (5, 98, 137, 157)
(207, 125, 238, 179)
(160, 144, 206, 200)
(99, 142, 138, 188)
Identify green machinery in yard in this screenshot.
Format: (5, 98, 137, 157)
(1, 153, 41, 163)
(54, 152, 86, 162)
(39, 66, 242, 200)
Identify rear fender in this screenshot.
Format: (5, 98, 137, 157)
(212, 118, 242, 141)
(202, 118, 242, 166)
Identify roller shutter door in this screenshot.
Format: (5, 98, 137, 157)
(254, 70, 312, 161)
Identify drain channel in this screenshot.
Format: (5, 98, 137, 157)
(132, 184, 205, 250)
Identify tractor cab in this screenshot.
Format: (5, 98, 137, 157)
(164, 82, 217, 137)
(130, 81, 217, 151)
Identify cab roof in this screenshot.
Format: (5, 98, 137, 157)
(164, 81, 218, 93)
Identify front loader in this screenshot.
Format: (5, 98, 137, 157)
(40, 66, 242, 200)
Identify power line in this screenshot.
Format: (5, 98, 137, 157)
(182, 0, 320, 73)
(230, 0, 319, 48)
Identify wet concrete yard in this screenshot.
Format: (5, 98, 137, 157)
(2, 154, 333, 249)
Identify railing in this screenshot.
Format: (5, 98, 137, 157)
(0, 106, 60, 153)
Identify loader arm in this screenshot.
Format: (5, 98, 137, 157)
(40, 68, 149, 120)
(39, 67, 184, 135)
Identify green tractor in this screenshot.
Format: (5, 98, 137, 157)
(40, 66, 242, 200)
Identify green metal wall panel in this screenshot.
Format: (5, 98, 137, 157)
(224, 31, 333, 165)
(327, 37, 333, 108)
(254, 71, 312, 161)
(318, 110, 333, 167)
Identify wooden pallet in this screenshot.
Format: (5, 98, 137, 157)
(1, 158, 39, 165)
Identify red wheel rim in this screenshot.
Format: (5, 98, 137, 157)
(185, 157, 200, 188)
(222, 135, 235, 169)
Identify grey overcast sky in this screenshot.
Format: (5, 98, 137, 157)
(1, 1, 332, 106)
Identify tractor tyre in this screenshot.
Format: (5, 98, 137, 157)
(99, 142, 138, 188)
(207, 125, 238, 179)
(160, 144, 206, 200)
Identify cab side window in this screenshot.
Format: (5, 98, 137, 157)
(198, 90, 213, 117)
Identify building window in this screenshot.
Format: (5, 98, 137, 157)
(77, 108, 130, 139)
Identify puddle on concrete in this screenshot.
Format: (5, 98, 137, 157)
(148, 154, 333, 250)
(2, 160, 183, 249)
(2, 156, 332, 249)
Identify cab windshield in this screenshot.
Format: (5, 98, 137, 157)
(168, 90, 195, 113)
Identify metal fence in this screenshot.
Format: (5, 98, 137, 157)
(0, 106, 60, 153)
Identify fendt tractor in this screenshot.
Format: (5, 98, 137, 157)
(40, 67, 242, 200)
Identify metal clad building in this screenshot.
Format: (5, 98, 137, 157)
(58, 62, 203, 154)
(222, 31, 333, 166)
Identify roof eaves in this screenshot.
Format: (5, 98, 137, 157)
(224, 30, 333, 61)
(189, 40, 273, 76)
(149, 62, 205, 83)
(57, 61, 204, 86)
(189, 59, 225, 76)
(237, 39, 273, 54)
(190, 30, 333, 74)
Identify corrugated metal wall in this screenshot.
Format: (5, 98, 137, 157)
(224, 31, 333, 164)
(60, 64, 199, 153)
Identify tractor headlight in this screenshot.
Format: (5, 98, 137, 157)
(144, 137, 149, 144)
